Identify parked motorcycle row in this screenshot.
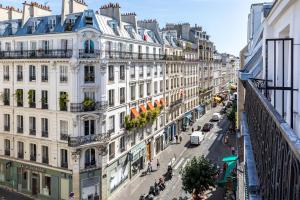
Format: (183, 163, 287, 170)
(139, 165, 173, 200)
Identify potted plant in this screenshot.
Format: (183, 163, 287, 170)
(82, 97, 95, 111)
(59, 93, 69, 111)
(16, 89, 23, 106)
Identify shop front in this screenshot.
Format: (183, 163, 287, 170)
(195, 105, 205, 120)
(182, 111, 193, 131)
(164, 123, 177, 148)
(106, 154, 129, 197)
(129, 142, 146, 178)
(0, 158, 72, 200)
(154, 131, 164, 156)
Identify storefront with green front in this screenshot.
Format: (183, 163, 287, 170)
(80, 169, 101, 200)
(0, 158, 72, 200)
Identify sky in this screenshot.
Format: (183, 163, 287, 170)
(2, 0, 273, 56)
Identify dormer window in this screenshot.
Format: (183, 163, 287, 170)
(108, 20, 119, 36)
(85, 17, 93, 26)
(65, 16, 77, 32)
(148, 31, 157, 43)
(125, 25, 135, 39)
(48, 19, 56, 31)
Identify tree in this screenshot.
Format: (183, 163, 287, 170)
(180, 156, 218, 198)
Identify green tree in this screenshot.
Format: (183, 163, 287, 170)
(180, 156, 217, 198)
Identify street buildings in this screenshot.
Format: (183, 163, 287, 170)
(0, 1, 238, 199)
(238, 0, 300, 199)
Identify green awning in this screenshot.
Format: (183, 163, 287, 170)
(222, 156, 238, 162)
(218, 160, 236, 184)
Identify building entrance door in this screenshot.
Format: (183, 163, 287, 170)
(31, 173, 39, 195)
(146, 143, 151, 161)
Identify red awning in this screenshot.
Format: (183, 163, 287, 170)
(131, 108, 139, 118)
(154, 100, 161, 107)
(147, 102, 154, 110)
(139, 104, 147, 113)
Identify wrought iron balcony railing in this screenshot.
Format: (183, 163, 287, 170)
(4, 150, 10, 156)
(0, 50, 73, 59)
(79, 49, 100, 59)
(68, 133, 110, 147)
(70, 101, 108, 112)
(169, 98, 183, 108)
(60, 133, 69, 141)
(61, 162, 68, 169)
(85, 160, 96, 169)
(243, 80, 300, 200)
(104, 51, 164, 60)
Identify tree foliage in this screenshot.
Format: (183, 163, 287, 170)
(180, 156, 217, 196)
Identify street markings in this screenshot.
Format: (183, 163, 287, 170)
(182, 158, 190, 169)
(174, 158, 185, 170)
(216, 134, 223, 141)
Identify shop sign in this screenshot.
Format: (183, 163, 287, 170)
(130, 142, 145, 162)
(20, 164, 46, 173)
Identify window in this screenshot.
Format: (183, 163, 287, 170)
(60, 120, 68, 140)
(17, 65, 23, 81)
(131, 132, 136, 146)
(30, 143, 37, 161)
(120, 87, 125, 104)
(146, 47, 149, 59)
(4, 114, 10, 131)
(41, 118, 48, 138)
(130, 66, 135, 78)
(84, 40, 94, 53)
(108, 65, 114, 81)
(84, 91, 95, 101)
(3, 65, 9, 81)
(17, 115, 23, 133)
(160, 66, 163, 75)
(108, 116, 115, 133)
(41, 90, 48, 109)
(28, 90, 36, 108)
(109, 89, 114, 106)
(48, 18, 56, 30)
(42, 146, 49, 164)
(29, 116, 36, 135)
(147, 66, 151, 76)
(131, 85, 136, 101)
(139, 66, 143, 78)
(120, 136, 126, 153)
(5, 42, 11, 51)
(84, 66, 95, 83)
(42, 40, 50, 53)
(120, 65, 125, 80)
(4, 139, 10, 156)
(154, 81, 158, 94)
(29, 65, 36, 81)
(147, 83, 151, 96)
(59, 92, 68, 111)
(109, 142, 115, 160)
(154, 66, 158, 76)
(139, 84, 144, 98)
(41, 65, 48, 82)
(60, 66, 68, 82)
(85, 148, 96, 168)
(61, 149, 68, 168)
(3, 88, 10, 105)
(84, 120, 95, 136)
(18, 141, 24, 159)
(120, 112, 125, 128)
(160, 80, 163, 92)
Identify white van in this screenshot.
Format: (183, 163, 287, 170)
(190, 131, 204, 145)
(212, 113, 221, 121)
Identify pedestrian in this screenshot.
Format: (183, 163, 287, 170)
(157, 159, 160, 169)
(223, 162, 227, 172)
(231, 146, 236, 155)
(179, 135, 182, 143)
(147, 161, 152, 174)
(192, 127, 194, 132)
(175, 135, 178, 143)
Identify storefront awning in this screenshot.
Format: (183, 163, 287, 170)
(131, 108, 139, 118)
(154, 100, 161, 107)
(160, 98, 166, 105)
(184, 112, 192, 119)
(147, 102, 154, 110)
(195, 106, 204, 112)
(139, 104, 147, 113)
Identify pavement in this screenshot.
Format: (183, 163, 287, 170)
(0, 187, 33, 200)
(110, 105, 236, 200)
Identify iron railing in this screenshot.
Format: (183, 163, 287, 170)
(68, 133, 110, 147)
(70, 101, 108, 112)
(0, 50, 73, 59)
(103, 51, 164, 60)
(169, 98, 183, 108)
(244, 80, 300, 200)
(79, 49, 100, 59)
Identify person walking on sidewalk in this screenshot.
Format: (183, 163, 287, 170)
(157, 159, 160, 169)
(147, 161, 152, 174)
(179, 135, 182, 143)
(231, 146, 236, 155)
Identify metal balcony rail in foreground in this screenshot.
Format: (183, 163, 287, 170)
(68, 133, 110, 147)
(0, 50, 73, 59)
(243, 80, 300, 200)
(70, 101, 108, 112)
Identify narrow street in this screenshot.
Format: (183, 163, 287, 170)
(110, 105, 234, 200)
(0, 187, 33, 200)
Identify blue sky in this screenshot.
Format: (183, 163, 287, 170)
(2, 0, 272, 56)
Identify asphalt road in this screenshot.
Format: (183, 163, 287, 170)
(0, 187, 33, 200)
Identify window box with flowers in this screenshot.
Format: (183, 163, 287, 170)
(82, 97, 95, 111)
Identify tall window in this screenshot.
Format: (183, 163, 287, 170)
(28, 90, 36, 108)
(3, 88, 10, 105)
(29, 65, 36, 81)
(119, 136, 126, 152)
(60, 120, 68, 140)
(60, 66, 68, 82)
(18, 141, 24, 159)
(108, 116, 115, 133)
(41, 118, 48, 138)
(119, 65, 125, 80)
(84, 66, 95, 83)
(120, 87, 125, 104)
(154, 66, 158, 76)
(29, 116, 36, 135)
(108, 65, 114, 81)
(131, 85, 136, 101)
(41, 65, 48, 82)
(139, 84, 144, 98)
(42, 40, 50, 53)
(85, 148, 95, 167)
(147, 83, 151, 96)
(109, 142, 115, 160)
(84, 40, 94, 53)
(3, 65, 9, 81)
(41, 90, 48, 109)
(147, 66, 151, 77)
(16, 90, 23, 106)
(84, 120, 95, 136)
(17, 65, 23, 81)
(139, 66, 144, 78)
(4, 114, 10, 131)
(154, 81, 158, 94)
(61, 149, 68, 168)
(17, 115, 23, 133)
(130, 66, 135, 78)
(109, 89, 114, 106)
(42, 146, 49, 164)
(4, 139, 10, 156)
(119, 112, 125, 129)
(30, 143, 37, 161)
(160, 80, 163, 92)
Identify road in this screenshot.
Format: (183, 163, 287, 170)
(0, 187, 33, 200)
(110, 105, 233, 200)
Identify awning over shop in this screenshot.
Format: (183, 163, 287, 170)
(195, 106, 204, 112)
(139, 104, 147, 113)
(154, 100, 161, 107)
(147, 102, 154, 110)
(222, 156, 238, 162)
(131, 108, 139, 118)
(160, 98, 166, 105)
(184, 112, 193, 119)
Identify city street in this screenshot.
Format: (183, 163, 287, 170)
(110, 105, 234, 200)
(0, 187, 33, 200)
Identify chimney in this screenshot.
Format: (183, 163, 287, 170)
(99, 3, 121, 26)
(22, 1, 51, 25)
(61, 0, 87, 24)
(121, 13, 137, 30)
(0, 5, 23, 21)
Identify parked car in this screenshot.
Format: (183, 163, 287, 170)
(190, 131, 204, 145)
(212, 113, 221, 121)
(202, 123, 213, 132)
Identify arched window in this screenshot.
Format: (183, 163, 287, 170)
(85, 148, 96, 168)
(84, 40, 94, 53)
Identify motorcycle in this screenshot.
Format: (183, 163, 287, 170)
(158, 177, 166, 190)
(139, 194, 154, 200)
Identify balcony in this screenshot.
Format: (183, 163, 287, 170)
(42, 131, 48, 138)
(68, 133, 110, 147)
(29, 129, 36, 135)
(0, 50, 73, 59)
(29, 102, 36, 108)
(61, 162, 68, 169)
(42, 157, 49, 164)
(17, 74, 23, 81)
(85, 160, 96, 169)
(17, 127, 23, 133)
(169, 98, 183, 108)
(4, 150, 10, 156)
(42, 104, 48, 109)
(18, 153, 24, 159)
(60, 133, 68, 141)
(104, 51, 163, 60)
(241, 80, 300, 199)
(4, 125, 10, 132)
(79, 49, 100, 59)
(30, 155, 36, 161)
(70, 101, 108, 112)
